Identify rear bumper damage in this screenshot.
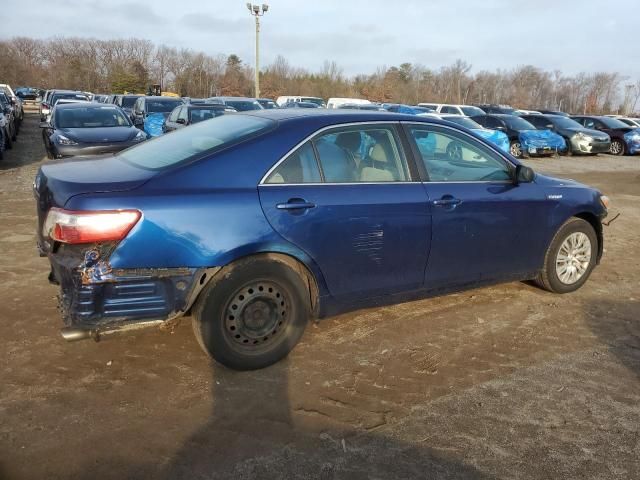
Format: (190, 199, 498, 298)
(48, 243, 219, 341)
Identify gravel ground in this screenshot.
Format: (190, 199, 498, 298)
(0, 109, 638, 479)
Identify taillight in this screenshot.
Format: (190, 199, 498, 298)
(43, 208, 141, 244)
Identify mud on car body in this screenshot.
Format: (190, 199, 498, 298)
(35, 109, 610, 370)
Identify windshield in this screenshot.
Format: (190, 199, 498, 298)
(119, 114, 274, 170)
(122, 96, 139, 108)
(147, 99, 182, 113)
(300, 97, 324, 106)
(445, 117, 482, 129)
(51, 93, 89, 105)
(225, 100, 263, 111)
(55, 106, 131, 128)
(461, 106, 485, 116)
(600, 117, 631, 129)
(550, 116, 584, 129)
(189, 108, 228, 123)
(502, 116, 536, 130)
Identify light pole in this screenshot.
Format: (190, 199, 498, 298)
(247, 3, 269, 99)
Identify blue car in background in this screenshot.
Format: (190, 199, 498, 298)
(474, 114, 567, 158)
(437, 114, 510, 154)
(34, 109, 609, 370)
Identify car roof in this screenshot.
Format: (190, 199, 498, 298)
(211, 96, 258, 101)
(239, 108, 450, 126)
(53, 102, 121, 109)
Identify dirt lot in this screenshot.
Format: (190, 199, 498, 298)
(1, 110, 639, 480)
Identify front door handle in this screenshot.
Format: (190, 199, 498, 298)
(276, 198, 316, 210)
(432, 196, 462, 207)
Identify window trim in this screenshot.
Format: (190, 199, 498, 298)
(401, 121, 517, 184)
(259, 121, 419, 186)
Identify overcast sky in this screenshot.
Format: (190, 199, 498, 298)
(3, 0, 639, 79)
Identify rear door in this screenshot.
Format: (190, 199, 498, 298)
(258, 122, 432, 301)
(404, 122, 554, 288)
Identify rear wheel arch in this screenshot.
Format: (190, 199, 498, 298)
(201, 252, 322, 318)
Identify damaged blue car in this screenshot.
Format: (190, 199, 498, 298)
(473, 114, 567, 158)
(34, 109, 609, 370)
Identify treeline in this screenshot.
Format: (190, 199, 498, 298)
(1, 36, 639, 114)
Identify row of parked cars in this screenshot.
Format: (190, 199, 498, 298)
(0, 83, 26, 161)
(36, 86, 640, 161)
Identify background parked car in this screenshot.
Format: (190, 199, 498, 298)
(475, 104, 517, 115)
(0, 110, 11, 157)
(282, 101, 320, 109)
(521, 114, 611, 156)
(115, 94, 143, 117)
(473, 114, 566, 158)
(131, 96, 184, 137)
(419, 103, 486, 116)
(275, 96, 325, 107)
(205, 96, 263, 112)
(16, 87, 39, 101)
(257, 98, 279, 109)
(92, 94, 108, 103)
(570, 115, 640, 156)
(537, 109, 569, 116)
(438, 114, 511, 153)
(163, 104, 236, 133)
(337, 103, 386, 111)
(615, 117, 640, 128)
(0, 84, 24, 125)
(42, 91, 90, 122)
(41, 102, 146, 158)
(0, 91, 19, 143)
(326, 98, 371, 109)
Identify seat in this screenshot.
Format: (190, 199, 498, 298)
(360, 143, 395, 182)
(316, 139, 358, 182)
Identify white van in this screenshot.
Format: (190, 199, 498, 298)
(275, 96, 325, 107)
(326, 98, 372, 109)
(418, 103, 485, 117)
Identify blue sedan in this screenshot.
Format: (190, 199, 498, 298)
(34, 110, 609, 370)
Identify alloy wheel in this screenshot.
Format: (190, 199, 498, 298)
(510, 142, 522, 158)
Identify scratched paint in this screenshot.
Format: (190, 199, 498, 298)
(352, 226, 384, 265)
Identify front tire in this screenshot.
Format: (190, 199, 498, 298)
(610, 139, 625, 156)
(535, 217, 598, 293)
(192, 258, 310, 370)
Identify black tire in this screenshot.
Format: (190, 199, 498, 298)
(610, 139, 625, 156)
(535, 217, 598, 294)
(10, 124, 17, 142)
(559, 138, 573, 157)
(509, 140, 523, 159)
(192, 257, 310, 370)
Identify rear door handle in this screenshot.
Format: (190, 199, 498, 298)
(432, 197, 462, 207)
(276, 198, 316, 210)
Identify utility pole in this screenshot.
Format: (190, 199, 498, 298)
(247, 3, 269, 99)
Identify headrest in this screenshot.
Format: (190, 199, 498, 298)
(336, 131, 361, 151)
(369, 144, 389, 163)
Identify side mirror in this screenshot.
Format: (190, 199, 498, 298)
(176, 118, 186, 124)
(514, 164, 535, 184)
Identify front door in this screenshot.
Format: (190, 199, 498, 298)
(404, 123, 554, 289)
(259, 123, 432, 301)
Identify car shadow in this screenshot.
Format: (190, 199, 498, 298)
(584, 299, 640, 380)
(151, 359, 494, 480)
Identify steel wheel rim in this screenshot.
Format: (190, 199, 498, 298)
(510, 142, 522, 157)
(610, 141, 622, 155)
(223, 281, 290, 349)
(555, 232, 592, 285)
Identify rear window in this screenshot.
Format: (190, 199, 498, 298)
(118, 114, 275, 170)
(147, 99, 183, 113)
(189, 108, 227, 123)
(121, 96, 139, 108)
(226, 100, 262, 111)
(51, 93, 89, 105)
